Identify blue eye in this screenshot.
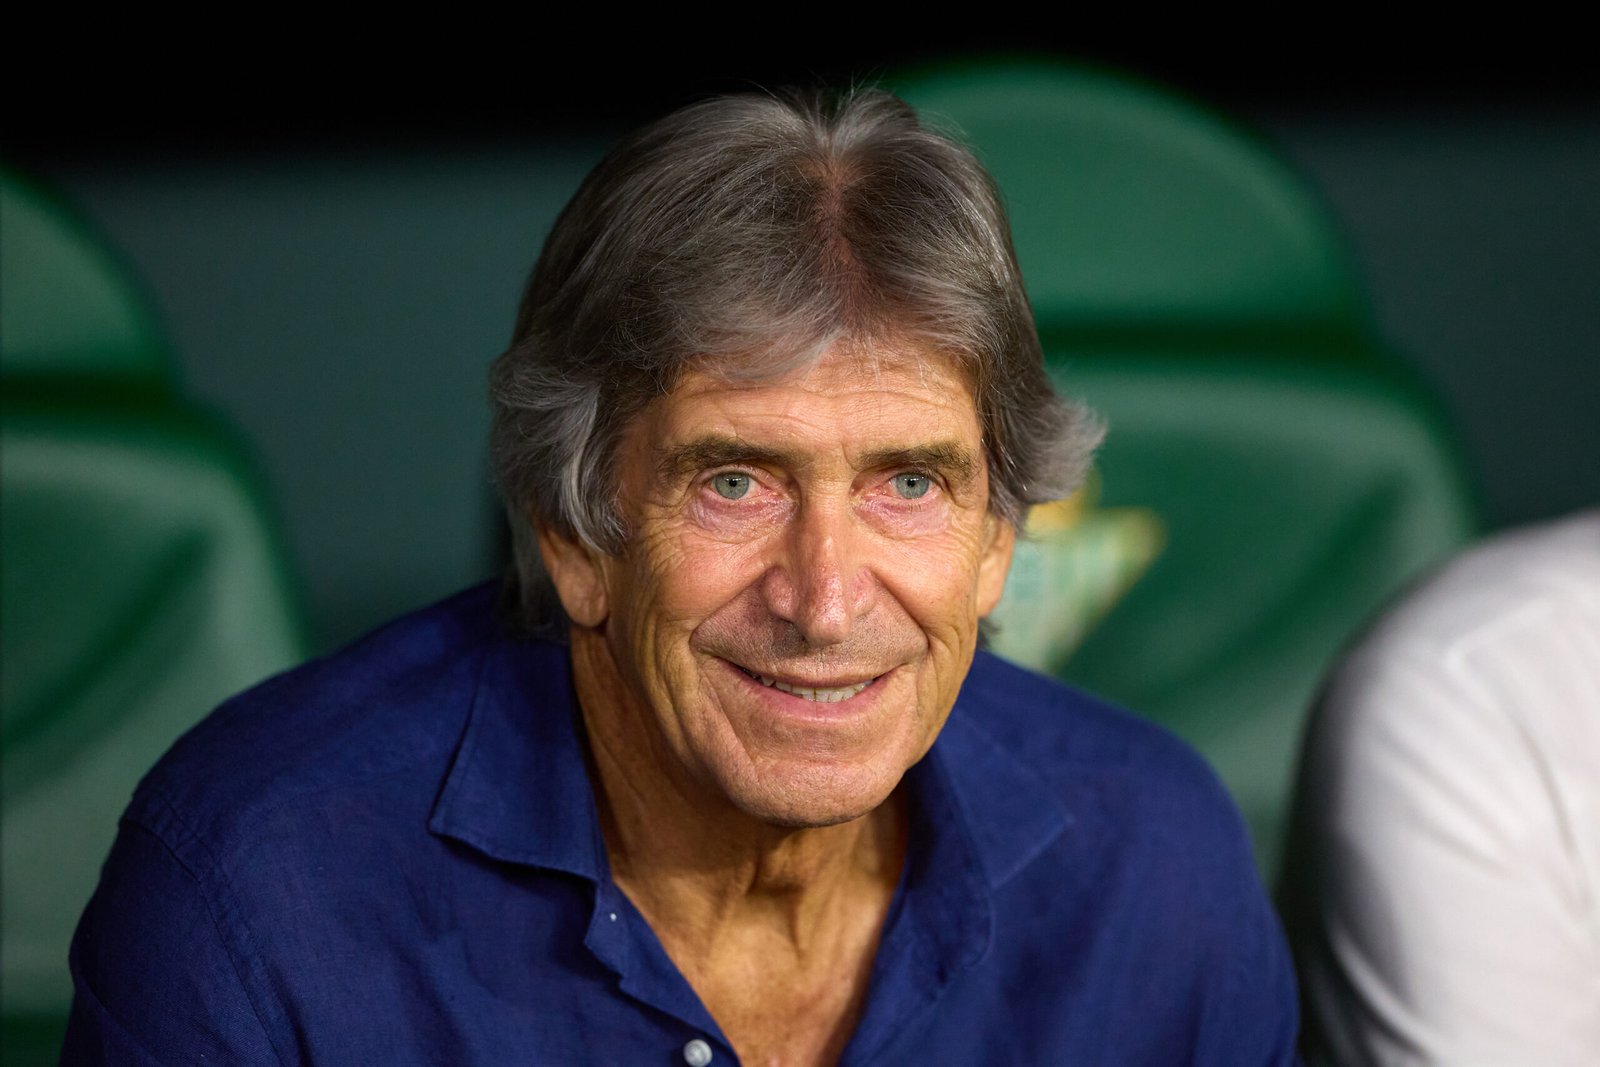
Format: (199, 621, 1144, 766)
(711, 473, 752, 500)
(891, 473, 931, 499)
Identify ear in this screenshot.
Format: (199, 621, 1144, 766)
(975, 515, 1017, 618)
(535, 520, 610, 628)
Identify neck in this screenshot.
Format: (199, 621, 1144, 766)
(569, 624, 907, 1065)
(569, 624, 906, 952)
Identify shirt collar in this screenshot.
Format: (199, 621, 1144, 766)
(931, 674, 1077, 892)
(428, 637, 607, 881)
(429, 641, 1073, 895)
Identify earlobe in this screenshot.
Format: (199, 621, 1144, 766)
(975, 516, 1016, 618)
(535, 520, 610, 628)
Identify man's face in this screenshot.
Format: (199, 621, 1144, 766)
(554, 341, 1014, 828)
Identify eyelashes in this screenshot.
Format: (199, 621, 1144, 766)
(690, 468, 949, 540)
(698, 469, 942, 506)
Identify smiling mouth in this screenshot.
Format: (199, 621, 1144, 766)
(732, 664, 878, 703)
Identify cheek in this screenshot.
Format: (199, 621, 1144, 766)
(855, 495, 952, 538)
(874, 533, 987, 637)
(684, 495, 793, 541)
(626, 522, 774, 633)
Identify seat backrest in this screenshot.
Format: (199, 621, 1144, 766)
(895, 61, 1376, 356)
(1, 169, 173, 382)
(1, 173, 305, 1062)
(894, 60, 1478, 877)
(1002, 356, 1476, 876)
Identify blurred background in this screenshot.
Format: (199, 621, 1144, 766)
(9, 30, 1596, 652)
(3, 25, 1596, 1061)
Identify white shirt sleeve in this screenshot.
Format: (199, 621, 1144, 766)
(1293, 512, 1600, 1067)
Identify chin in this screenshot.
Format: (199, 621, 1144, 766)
(720, 760, 904, 829)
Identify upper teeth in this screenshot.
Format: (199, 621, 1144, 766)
(747, 670, 872, 703)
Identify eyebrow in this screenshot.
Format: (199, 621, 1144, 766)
(655, 436, 798, 480)
(857, 443, 981, 483)
(655, 435, 981, 483)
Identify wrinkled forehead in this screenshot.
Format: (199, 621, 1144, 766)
(683, 334, 980, 408)
(622, 340, 986, 472)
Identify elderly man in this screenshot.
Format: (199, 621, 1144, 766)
(66, 90, 1298, 1064)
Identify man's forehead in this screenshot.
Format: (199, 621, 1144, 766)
(639, 345, 984, 466)
(687, 340, 975, 395)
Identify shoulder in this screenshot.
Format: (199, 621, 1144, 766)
(946, 653, 1298, 1058)
(951, 651, 1262, 908)
(1316, 511, 1600, 761)
(1303, 511, 1600, 841)
(125, 582, 513, 862)
(1290, 521, 1598, 1064)
(959, 649, 1240, 827)
(75, 585, 584, 1062)
(1346, 509, 1599, 669)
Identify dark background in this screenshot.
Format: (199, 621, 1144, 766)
(9, 29, 1597, 650)
(11, 30, 1598, 158)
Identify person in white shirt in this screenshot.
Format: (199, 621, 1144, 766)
(1285, 509, 1600, 1065)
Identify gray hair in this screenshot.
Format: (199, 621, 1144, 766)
(490, 87, 1103, 630)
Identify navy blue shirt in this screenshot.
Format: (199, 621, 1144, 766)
(66, 585, 1298, 1064)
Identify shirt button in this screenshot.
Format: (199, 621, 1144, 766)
(682, 1037, 713, 1066)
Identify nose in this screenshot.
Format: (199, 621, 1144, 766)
(760, 499, 875, 647)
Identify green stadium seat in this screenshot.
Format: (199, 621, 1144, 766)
(1, 173, 173, 383)
(897, 62, 1479, 879)
(896, 59, 1378, 359)
(1, 170, 307, 1064)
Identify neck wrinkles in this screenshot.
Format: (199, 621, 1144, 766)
(569, 625, 907, 954)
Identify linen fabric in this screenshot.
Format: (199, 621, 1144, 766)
(65, 583, 1298, 1065)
